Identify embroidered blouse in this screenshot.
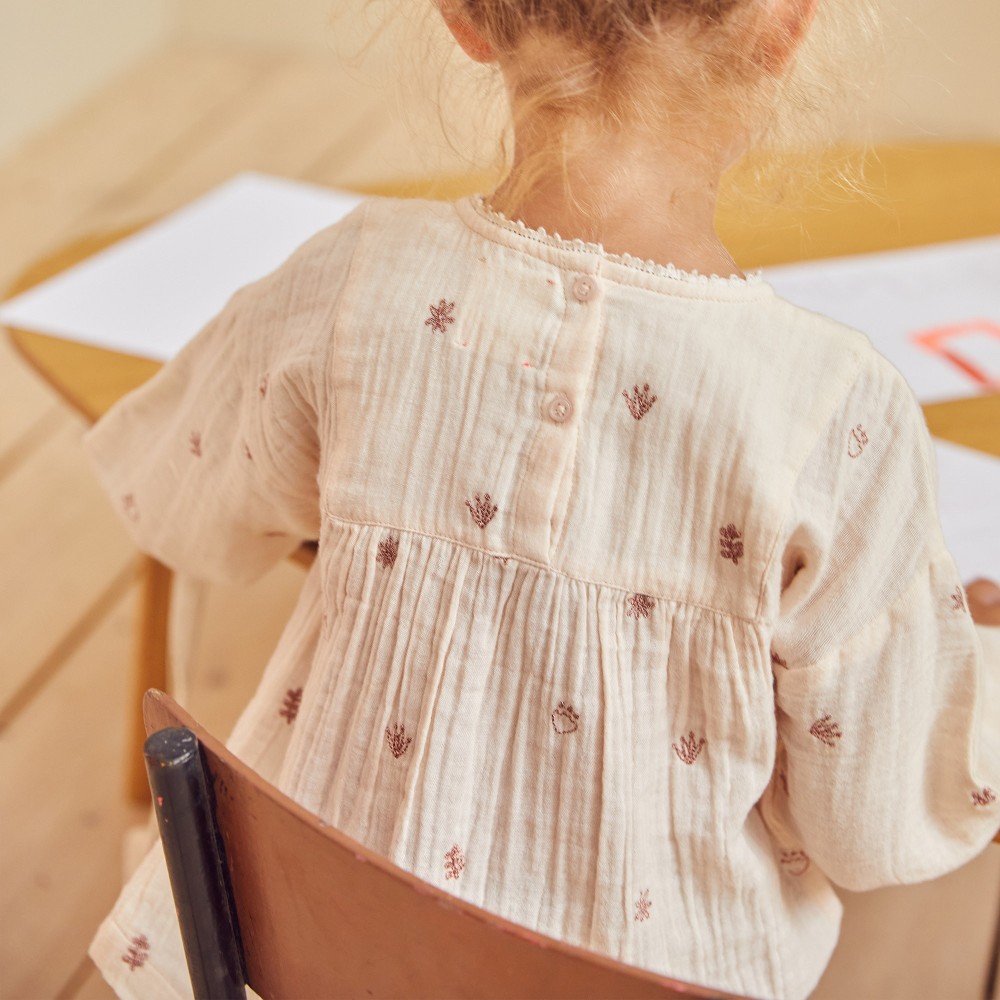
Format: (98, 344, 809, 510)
(86, 195, 1000, 1000)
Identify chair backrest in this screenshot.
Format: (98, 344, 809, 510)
(143, 689, 744, 1000)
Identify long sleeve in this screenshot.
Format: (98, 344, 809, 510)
(763, 350, 1000, 891)
(83, 206, 365, 585)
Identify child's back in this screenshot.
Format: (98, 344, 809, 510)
(87, 3, 1000, 998)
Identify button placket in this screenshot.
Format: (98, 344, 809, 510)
(516, 270, 603, 564)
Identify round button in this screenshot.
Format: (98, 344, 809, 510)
(572, 275, 596, 302)
(547, 393, 573, 423)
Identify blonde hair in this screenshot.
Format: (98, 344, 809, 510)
(351, 0, 882, 209)
(458, 0, 881, 208)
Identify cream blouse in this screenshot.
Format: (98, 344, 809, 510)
(86, 195, 1000, 1000)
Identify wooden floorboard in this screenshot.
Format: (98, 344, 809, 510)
(0, 416, 135, 711)
(0, 42, 282, 293)
(63, 963, 115, 1000)
(0, 591, 146, 1000)
(0, 338, 62, 459)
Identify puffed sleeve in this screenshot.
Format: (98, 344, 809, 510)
(762, 350, 1000, 891)
(83, 205, 366, 585)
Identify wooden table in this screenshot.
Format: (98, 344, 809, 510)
(5, 144, 1000, 804)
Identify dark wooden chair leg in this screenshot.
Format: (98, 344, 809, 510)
(145, 726, 246, 1000)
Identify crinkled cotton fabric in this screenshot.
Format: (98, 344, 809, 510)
(86, 195, 1000, 1000)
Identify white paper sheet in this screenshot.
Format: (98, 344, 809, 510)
(763, 237, 1000, 404)
(0, 173, 363, 361)
(932, 438, 1000, 582)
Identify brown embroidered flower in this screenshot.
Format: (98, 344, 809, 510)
(809, 714, 842, 747)
(634, 889, 652, 922)
(719, 524, 744, 565)
(622, 383, 657, 420)
(672, 731, 706, 765)
(464, 493, 498, 528)
(425, 299, 456, 334)
(950, 587, 967, 613)
(444, 844, 465, 880)
(780, 850, 810, 876)
(376, 535, 398, 569)
(847, 424, 869, 459)
(279, 687, 303, 724)
(385, 723, 412, 759)
(551, 701, 580, 735)
(122, 934, 150, 971)
(971, 787, 997, 807)
(626, 594, 655, 620)
(189, 431, 202, 457)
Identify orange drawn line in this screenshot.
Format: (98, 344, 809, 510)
(909, 320, 1000, 390)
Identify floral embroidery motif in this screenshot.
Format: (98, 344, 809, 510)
(950, 587, 967, 613)
(719, 524, 744, 565)
(972, 787, 997, 807)
(279, 687, 303, 724)
(425, 299, 456, 334)
(376, 535, 398, 569)
(771, 651, 788, 669)
(122, 934, 150, 971)
(847, 424, 869, 459)
(189, 431, 202, 457)
(465, 493, 498, 528)
(493, 555, 510, 565)
(622, 383, 657, 420)
(259, 373, 269, 398)
(444, 844, 466, 880)
(672, 731, 706, 765)
(809, 714, 842, 747)
(551, 701, 580, 735)
(122, 493, 139, 523)
(634, 889, 652, 922)
(780, 850, 810, 876)
(385, 723, 412, 759)
(626, 594, 655, 620)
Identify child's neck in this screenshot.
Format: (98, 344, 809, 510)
(489, 128, 743, 280)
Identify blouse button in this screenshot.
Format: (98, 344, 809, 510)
(572, 276, 597, 302)
(547, 393, 573, 423)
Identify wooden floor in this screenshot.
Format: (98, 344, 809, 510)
(1, 38, 998, 1000)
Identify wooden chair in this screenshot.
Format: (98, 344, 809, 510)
(142, 689, 746, 1000)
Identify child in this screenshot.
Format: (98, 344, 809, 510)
(87, 2, 1000, 998)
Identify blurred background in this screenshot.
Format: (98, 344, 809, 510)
(1, 2, 999, 999)
(4, 0, 1000, 162)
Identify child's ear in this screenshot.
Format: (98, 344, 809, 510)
(754, 0, 819, 75)
(438, 3, 497, 64)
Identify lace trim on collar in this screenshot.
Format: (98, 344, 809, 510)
(469, 194, 762, 288)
